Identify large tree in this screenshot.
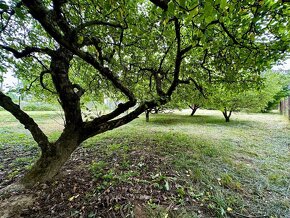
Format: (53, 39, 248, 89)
(0, 0, 289, 187)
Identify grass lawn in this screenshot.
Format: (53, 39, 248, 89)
(0, 109, 289, 217)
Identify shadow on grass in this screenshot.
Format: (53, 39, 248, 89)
(147, 113, 256, 127)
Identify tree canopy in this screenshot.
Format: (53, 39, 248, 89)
(0, 0, 290, 187)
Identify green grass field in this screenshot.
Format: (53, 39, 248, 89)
(0, 110, 289, 217)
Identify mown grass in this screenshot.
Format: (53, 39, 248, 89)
(0, 109, 289, 217)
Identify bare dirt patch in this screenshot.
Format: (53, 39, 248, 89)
(0, 194, 35, 218)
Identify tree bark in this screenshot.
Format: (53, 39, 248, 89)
(1, 0, 192, 188)
(279, 100, 283, 114)
(222, 108, 232, 122)
(146, 109, 150, 122)
(20, 134, 80, 187)
(225, 116, 230, 122)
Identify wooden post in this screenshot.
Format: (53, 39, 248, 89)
(288, 97, 290, 120)
(283, 98, 286, 115)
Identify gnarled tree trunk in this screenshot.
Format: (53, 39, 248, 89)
(20, 134, 80, 187)
(0, 0, 192, 189)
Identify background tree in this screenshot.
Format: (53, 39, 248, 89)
(263, 71, 290, 112)
(170, 84, 207, 116)
(0, 0, 289, 188)
(205, 71, 288, 122)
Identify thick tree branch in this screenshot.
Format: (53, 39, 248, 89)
(84, 100, 136, 129)
(51, 0, 71, 34)
(140, 67, 166, 97)
(80, 98, 167, 141)
(0, 91, 50, 150)
(166, 17, 192, 97)
(22, 0, 67, 44)
(0, 44, 53, 58)
(49, 47, 83, 127)
(22, 0, 136, 103)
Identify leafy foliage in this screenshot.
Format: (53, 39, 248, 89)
(202, 71, 289, 121)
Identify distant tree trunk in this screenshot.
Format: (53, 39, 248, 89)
(154, 108, 159, 114)
(151, 107, 160, 114)
(279, 101, 283, 114)
(287, 97, 290, 120)
(146, 109, 151, 122)
(189, 104, 199, 116)
(222, 107, 232, 122)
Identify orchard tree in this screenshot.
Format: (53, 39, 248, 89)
(145, 83, 205, 122)
(206, 71, 287, 122)
(171, 84, 206, 116)
(264, 71, 290, 112)
(0, 0, 289, 188)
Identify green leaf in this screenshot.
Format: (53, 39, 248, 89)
(77, 36, 84, 44)
(188, 7, 199, 19)
(167, 1, 175, 15)
(0, 3, 9, 10)
(14, 8, 25, 19)
(220, 0, 227, 10)
(179, 0, 186, 8)
(204, 2, 215, 23)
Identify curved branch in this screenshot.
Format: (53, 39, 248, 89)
(86, 100, 136, 126)
(22, 0, 136, 103)
(0, 91, 50, 150)
(23, 76, 39, 92)
(139, 67, 166, 97)
(219, 22, 239, 45)
(158, 44, 172, 72)
(0, 44, 54, 58)
(0, 2, 23, 33)
(40, 70, 57, 94)
(166, 17, 192, 97)
(80, 98, 165, 141)
(178, 77, 206, 98)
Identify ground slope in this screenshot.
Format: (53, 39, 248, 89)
(0, 110, 289, 217)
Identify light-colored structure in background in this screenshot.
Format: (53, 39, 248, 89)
(279, 96, 290, 120)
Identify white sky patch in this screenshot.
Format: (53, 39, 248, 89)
(1, 71, 18, 91)
(272, 59, 290, 71)
(2, 58, 290, 92)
